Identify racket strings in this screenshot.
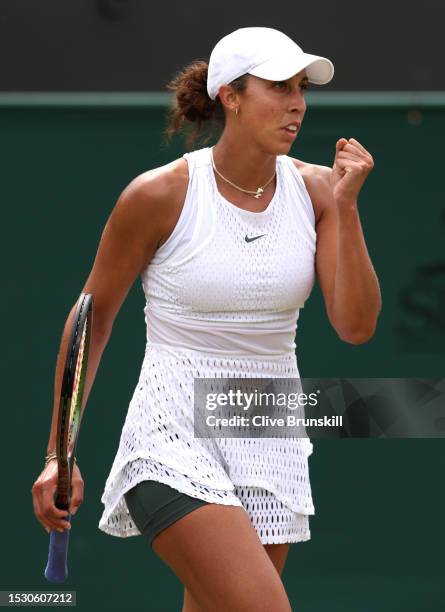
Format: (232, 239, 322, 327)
(67, 312, 89, 453)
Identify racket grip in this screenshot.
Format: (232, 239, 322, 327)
(44, 514, 72, 582)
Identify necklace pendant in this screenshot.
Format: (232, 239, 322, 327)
(254, 188, 264, 199)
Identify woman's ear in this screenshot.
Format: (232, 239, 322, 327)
(217, 85, 240, 114)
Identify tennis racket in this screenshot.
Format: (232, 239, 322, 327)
(44, 292, 93, 583)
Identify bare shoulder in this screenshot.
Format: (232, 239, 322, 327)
(78, 157, 190, 333)
(111, 157, 189, 250)
(289, 158, 335, 224)
(122, 157, 188, 201)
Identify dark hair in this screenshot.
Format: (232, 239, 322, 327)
(163, 60, 249, 149)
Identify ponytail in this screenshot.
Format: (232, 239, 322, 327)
(163, 60, 248, 149)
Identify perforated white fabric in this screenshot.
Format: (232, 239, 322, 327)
(98, 146, 317, 545)
(143, 146, 316, 354)
(233, 485, 310, 544)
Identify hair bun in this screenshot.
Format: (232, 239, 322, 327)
(163, 59, 247, 148)
(168, 61, 216, 121)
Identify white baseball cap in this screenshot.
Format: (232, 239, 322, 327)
(207, 27, 334, 100)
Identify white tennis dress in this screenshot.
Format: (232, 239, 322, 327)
(98, 146, 317, 544)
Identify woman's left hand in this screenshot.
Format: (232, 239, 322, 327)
(330, 138, 374, 205)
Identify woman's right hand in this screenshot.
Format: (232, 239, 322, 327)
(31, 460, 84, 533)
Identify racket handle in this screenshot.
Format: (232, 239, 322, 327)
(44, 514, 72, 582)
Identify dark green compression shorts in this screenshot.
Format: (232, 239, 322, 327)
(124, 480, 210, 547)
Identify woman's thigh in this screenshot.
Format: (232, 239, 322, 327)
(182, 542, 291, 611)
(125, 480, 290, 612)
(153, 503, 292, 612)
(264, 543, 291, 576)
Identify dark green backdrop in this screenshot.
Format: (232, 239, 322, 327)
(2, 94, 444, 611)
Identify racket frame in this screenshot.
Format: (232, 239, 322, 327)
(44, 292, 93, 583)
(54, 292, 93, 510)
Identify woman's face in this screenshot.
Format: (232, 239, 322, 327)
(234, 70, 309, 155)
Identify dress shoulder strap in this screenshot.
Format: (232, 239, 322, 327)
(149, 147, 216, 266)
(279, 155, 317, 248)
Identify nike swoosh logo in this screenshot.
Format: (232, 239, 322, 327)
(245, 234, 266, 243)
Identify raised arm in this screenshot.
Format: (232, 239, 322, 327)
(302, 139, 381, 344)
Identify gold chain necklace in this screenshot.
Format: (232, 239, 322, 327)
(210, 147, 276, 199)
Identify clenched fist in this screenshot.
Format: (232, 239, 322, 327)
(330, 138, 374, 205)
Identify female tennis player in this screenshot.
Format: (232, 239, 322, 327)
(32, 27, 381, 611)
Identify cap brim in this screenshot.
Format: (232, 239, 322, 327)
(248, 52, 334, 85)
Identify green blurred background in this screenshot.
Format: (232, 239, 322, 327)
(2, 94, 444, 610)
